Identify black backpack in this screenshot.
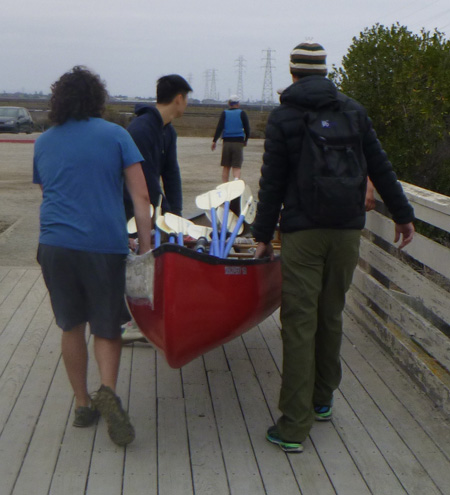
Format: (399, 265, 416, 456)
(297, 107, 367, 226)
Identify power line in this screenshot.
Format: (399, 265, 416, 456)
(235, 56, 246, 101)
(261, 48, 275, 104)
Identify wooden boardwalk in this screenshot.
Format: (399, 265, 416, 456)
(1, 266, 449, 495)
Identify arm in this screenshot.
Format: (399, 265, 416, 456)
(395, 222, 415, 249)
(161, 128, 182, 215)
(241, 111, 251, 144)
(362, 114, 415, 248)
(365, 178, 375, 211)
(124, 163, 152, 254)
(251, 109, 289, 249)
(212, 111, 226, 148)
(363, 116, 414, 224)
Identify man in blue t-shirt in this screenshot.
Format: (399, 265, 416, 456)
(33, 66, 152, 447)
(211, 95, 250, 182)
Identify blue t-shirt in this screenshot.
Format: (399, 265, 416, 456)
(33, 118, 143, 254)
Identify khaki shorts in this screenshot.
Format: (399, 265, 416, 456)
(221, 141, 244, 168)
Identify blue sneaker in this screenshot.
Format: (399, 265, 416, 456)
(314, 405, 333, 421)
(266, 425, 303, 453)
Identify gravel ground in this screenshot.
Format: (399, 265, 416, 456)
(0, 134, 264, 267)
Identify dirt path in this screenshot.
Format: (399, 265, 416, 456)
(0, 135, 264, 267)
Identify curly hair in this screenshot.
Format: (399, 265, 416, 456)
(49, 66, 108, 125)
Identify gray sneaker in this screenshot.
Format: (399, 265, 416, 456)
(92, 385, 135, 446)
(73, 405, 99, 427)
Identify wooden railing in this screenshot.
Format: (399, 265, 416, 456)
(346, 182, 450, 417)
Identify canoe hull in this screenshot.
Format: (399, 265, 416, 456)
(127, 244, 281, 368)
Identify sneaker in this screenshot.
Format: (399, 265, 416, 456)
(92, 385, 135, 446)
(266, 425, 303, 453)
(314, 405, 333, 421)
(121, 320, 146, 343)
(72, 405, 99, 427)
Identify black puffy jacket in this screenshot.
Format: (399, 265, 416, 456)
(251, 76, 415, 244)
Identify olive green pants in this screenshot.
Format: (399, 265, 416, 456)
(276, 229, 361, 442)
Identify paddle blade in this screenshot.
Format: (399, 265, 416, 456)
(187, 224, 213, 240)
(155, 216, 173, 235)
(164, 213, 193, 235)
(195, 188, 227, 209)
(216, 206, 244, 235)
(241, 185, 257, 224)
(216, 180, 245, 201)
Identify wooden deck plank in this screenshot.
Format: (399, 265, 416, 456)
(340, 359, 442, 495)
(208, 369, 267, 494)
(0, 293, 53, 433)
(340, 334, 450, 493)
(343, 312, 450, 460)
(247, 345, 336, 495)
(86, 347, 133, 495)
(158, 397, 194, 495)
(182, 357, 230, 495)
(309, 421, 372, 495)
(0, 321, 62, 495)
(49, 337, 102, 495)
(224, 341, 303, 495)
(1, 268, 449, 495)
(11, 356, 74, 495)
(330, 390, 407, 495)
(123, 344, 158, 495)
(203, 345, 229, 372)
(0, 267, 25, 306)
(157, 351, 193, 495)
(157, 351, 183, 398)
(0, 269, 41, 337)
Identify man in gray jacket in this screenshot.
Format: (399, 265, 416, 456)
(253, 42, 414, 453)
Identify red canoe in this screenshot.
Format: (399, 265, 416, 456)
(126, 243, 282, 368)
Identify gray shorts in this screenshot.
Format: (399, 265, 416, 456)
(37, 244, 127, 339)
(221, 141, 244, 168)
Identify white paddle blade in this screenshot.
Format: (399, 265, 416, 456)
(216, 206, 244, 234)
(240, 185, 256, 223)
(155, 216, 173, 234)
(164, 213, 193, 235)
(126, 205, 154, 234)
(195, 188, 228, 209)
(187, 224, 213, 240)
(216, 179, 245, 201)
(244, 198, 257, 224)
(127, 217, 138, 234)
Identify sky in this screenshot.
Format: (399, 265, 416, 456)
(2, 0, 450, 102)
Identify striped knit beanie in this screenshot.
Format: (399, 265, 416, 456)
(289, 43, 327, 76)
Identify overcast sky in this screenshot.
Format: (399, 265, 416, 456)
(2, 0, 449, 101)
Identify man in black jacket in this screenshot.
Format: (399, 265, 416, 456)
(124, 74, 192, 219)
(252, 42, 414, 453)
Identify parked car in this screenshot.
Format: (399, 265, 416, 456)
(0, 106, 34, 134)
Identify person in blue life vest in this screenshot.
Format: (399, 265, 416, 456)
(211, 95, 250, 182)
(252, 42, 415, 453)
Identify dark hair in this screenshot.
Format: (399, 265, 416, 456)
(49, 66, 108, 125)
(156, 74, 192, 104)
